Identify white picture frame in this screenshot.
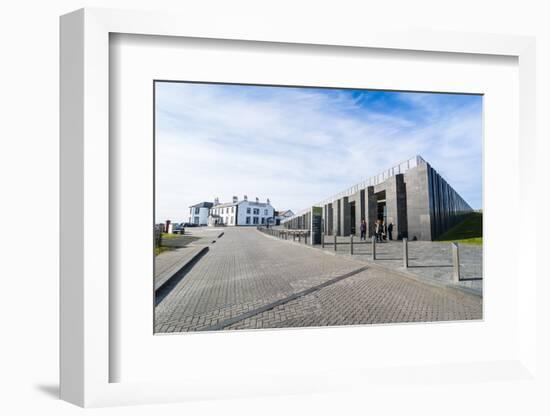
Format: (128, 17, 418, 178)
(60, 8, 537, 407)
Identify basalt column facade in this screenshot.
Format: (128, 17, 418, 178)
(282, 157, 473, 241)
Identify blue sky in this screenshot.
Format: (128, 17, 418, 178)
(155, 82, 482, 222)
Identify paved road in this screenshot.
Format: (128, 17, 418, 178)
(154, 228, 482, 333)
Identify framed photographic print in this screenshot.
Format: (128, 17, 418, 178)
(152, 81, 483, 335)
(60, 8, 537, 407)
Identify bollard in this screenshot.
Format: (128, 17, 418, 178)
(305, 233, 308, 245)
(293, 233, 296, 242)
(321, 233, 325, 249)
(452, 242, 460, 282)
(350, 235, 354, 255)
(298, 233, 301, 243)
(403, 238, 408, 268)
(334, 234, 337, 251)
(371, 236, 376, 260)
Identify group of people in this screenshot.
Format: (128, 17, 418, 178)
(359, 219, 393, 242)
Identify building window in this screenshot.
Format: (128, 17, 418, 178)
(194, 217, 199, 225)
(261, 217, 265, 224)
(253, 217, 259, 225)
(246, 217, 251, 224)
(253, 208, 260, 215)
(247, 207, 251, 214)
(195, 207, 200, 214)
(264, 209, 268, 215)
(231, 206, 234, 213)
(230, 216, 233, 224)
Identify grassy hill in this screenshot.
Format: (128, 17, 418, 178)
(435, 212, 482, 245)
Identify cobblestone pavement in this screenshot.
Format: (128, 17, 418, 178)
(155, 227, 363, 333)
(226, 266, 481, 330)
(155, 228, 482, 333)
(314, 236, 482, 294)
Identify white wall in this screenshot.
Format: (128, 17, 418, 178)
(210, 205, 237, 226)
(236, 201, 274, 226)
(2, 1, 549, 416)
(188, 207, 209, 225)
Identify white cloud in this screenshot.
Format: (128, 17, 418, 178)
(155, 83, 482, 222)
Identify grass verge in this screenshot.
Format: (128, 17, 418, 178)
(436, 212, 483, 245)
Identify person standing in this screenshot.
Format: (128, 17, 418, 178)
(360, 219, 367, 241)
(375, 219, 382, 242)
(387, 222, 393, 240)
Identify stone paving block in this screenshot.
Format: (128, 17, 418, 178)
(155, 228, 482, 333)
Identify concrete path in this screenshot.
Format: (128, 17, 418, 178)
(155, 227, 482, 333)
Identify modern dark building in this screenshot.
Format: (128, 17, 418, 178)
(282, 156, 473, 241)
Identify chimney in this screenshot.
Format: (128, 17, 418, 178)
(214, 197, 219, 206)
(267, 198, 270, 205)
(255, 197, 259, 203)
(232, 195, 238, 203)
(244, 195, 248, 201)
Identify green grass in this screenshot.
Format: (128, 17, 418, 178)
(161, 233, 183, 239)
(436, 212, 483, 245)
(155, 233, 197, 255)
(155, 246, 173, 256)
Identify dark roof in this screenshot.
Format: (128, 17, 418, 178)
(190, 201, 214, 208)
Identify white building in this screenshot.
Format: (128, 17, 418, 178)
(188, 202, 213, 225)
(208, 195, 275, 226)
(274, 209, 295, 225)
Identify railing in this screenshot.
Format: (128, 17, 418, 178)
(282, 155, 426, 226)
(257, 227, 311, 244)
(257, 227, 481, 288)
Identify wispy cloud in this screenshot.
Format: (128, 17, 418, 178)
(155, 83, 482, 222)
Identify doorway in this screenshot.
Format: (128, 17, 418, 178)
(375, 190, 387, 224)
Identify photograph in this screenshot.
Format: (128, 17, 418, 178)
(153, 81, 483, 333)
(3, 0, 543, 412)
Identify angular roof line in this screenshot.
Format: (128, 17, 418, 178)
(213, 199, 273, 208)
(316, 155, 426, 207)
(212, 202, 237, 208)
(189, 201, 214, 208)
